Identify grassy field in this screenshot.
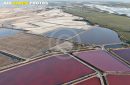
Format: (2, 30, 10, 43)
(63, 7, 130, 43)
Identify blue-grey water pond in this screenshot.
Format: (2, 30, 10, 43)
(43, 28, 85, 40)
(71, 26, 121, 45)
(0, 28, 21, 37)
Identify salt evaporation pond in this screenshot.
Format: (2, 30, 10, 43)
(106, 74, 130, 85)
(71, 26, 121, 45)
(0, 54, 95, 85)
(43, 28, 85, 40)
(112, 48, 130, 64)
(73, 50, 130, 72)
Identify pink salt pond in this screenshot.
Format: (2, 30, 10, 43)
(0, 54, 95, 85)
(106, 74, 130, 85)
(112, 48, 130, 64)
(73, 50, 130, 72)
(74, 76, 101, 85)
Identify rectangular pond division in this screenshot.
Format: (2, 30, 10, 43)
(0, 54, 95, 85)
(73, 76, 101, 85)
(106, 74, 130, 85)
(0, 33, 64, 58)
(73, 50, 130, 72)
(0, 53, 19, 67)
(112, 48, 130, 65)
(104, 44, 128, 49)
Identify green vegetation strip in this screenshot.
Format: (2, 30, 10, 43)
(63, 7, 130, 43)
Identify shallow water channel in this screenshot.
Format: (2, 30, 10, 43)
(0, 28, 20, 37)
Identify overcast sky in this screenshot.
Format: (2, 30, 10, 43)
(47, 0, 130, 2)
(0, 0, 130, 2)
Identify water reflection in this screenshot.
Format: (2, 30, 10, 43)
(71, 26, 121, 45)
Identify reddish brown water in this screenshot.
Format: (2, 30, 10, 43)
(73, 50, 130, 72)
(0, 54, 95, 85)
(112, 48, 130, 64)
(107, 75, 130, 85)
(75, 77, 101, 85)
